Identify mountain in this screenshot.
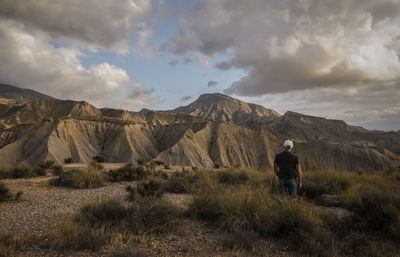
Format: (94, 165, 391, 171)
(0, 93, 398, 171)
(0, 83, 55, 101)
(171, 93, 280, 124)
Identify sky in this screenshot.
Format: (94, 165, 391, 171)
(0, 0, 399, 131)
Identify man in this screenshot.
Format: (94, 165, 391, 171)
(274, 140, 302, 203)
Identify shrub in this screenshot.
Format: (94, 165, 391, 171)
(64, 157, 72, 164)
(0, 182, 11, 202)
(137, 157, 146, 166)
(11, 162, 35, 178)
(164, 172, 196, 194)
(77, 200, 128, 227)
(126, 198, 182, 234)
(39, 160, 55, 169)
(217, 169, 249, 185)
(107, 164, 148, 182)
(89, 161, 104, 171)
(301, 170, 354, 200)
(0, 164, 12, 178)
(163, 164, 170, 169)
(188, 186, 327, 254)
(126, 179, 165, 200)
(92, 155, 105, 163)
(341, 187, 400, 239)
(52, 165, 64, 176)
(54, 218, 111, 251)
(153, 160, 164, 166)
(50, 167, 106, 189)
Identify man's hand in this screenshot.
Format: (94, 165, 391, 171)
(298, 181, 302, 189)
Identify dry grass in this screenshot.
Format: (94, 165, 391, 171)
(0, 162, 44, 179)
(50, 166, 106, 189)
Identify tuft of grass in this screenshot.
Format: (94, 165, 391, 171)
(0, 162, 46, 179)
(64, 157, 72, 164)
(50, 167, 106, 189)
(54, 218, 111, 251)
(137, 157, 146, 166)
(77, 200, 128, 227)
(92, 155, 105, 163)
(89, 160, 104, 171)
(188, 184, 328, 255)
(126, 179, 165, 200)
(301, 170, 355, 200)
(0, 181, 11, 202)
(39, 160, 55, 169)
(217, 169, 249, 185)
(107, 164, 148, 182)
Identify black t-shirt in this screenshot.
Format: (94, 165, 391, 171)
(274, 151, 299, 180)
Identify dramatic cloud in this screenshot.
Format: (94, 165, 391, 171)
(0, 19, 160, 110)
(169, 58, 179, 67)
(247, 81, 400, 131)
(167, 0, 400, 95)
(0, 0, 152, 52)
(180, 96, 192, 102)
(207, 81, 218, 88)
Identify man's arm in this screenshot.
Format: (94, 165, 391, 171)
(274, 163, 279, 177)
(296, 164, 302, 188)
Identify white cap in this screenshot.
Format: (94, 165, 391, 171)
(283, 140, 293, 149)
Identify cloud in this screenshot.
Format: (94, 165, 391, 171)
(169, 58, 179, 67)
(207, 81, 218, 88)
(166, 0, 400, 95)
(0, 0, 152, 52)
(246, 81, 400, 131)
(0, 19, 160, 110)
(180, 96, 192, 102)
(183, 57, 192, 64)
(117, 81, 161, 110)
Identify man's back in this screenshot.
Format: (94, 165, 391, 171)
(274, 151, 299, 180)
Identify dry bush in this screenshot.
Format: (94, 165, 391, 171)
(50, 167, 106, 189)
(0, 182, 11, 202)
(92, 155, 105, 163)
(39, 160, 55, 169)
(107, 164, 148, 182)
(54, 199, 182, 251)
(0, 162, 40, 179)
(0, 234, 36, 257)
(217, 169, 249, 185)
(126, 179, 165, 200)
(301, 170, 355, 200)
(111, 247, 149, 257)
(188, 184, 329, 255)
(54, 218, 111, 251)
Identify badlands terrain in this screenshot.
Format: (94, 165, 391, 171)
(0, 83, 399, 172)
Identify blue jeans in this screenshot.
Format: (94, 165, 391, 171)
(278, 178, 297, 203)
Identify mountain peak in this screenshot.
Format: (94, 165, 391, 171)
(172, 93, 280, 124)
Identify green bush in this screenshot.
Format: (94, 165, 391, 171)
(107, 164, 148, 182)
(0, 162, 46, 179)
(89, 161, 104, 171)
(50, 167, 106, 189)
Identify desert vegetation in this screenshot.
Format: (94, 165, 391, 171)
(1, 166, 400, 256)
(0, 162, 46, 179)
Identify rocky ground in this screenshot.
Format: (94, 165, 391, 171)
(0, 176, 252, 257)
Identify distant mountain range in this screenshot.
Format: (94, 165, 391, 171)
(0, 84, 399, 171)
(0, 83, 55, 101)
